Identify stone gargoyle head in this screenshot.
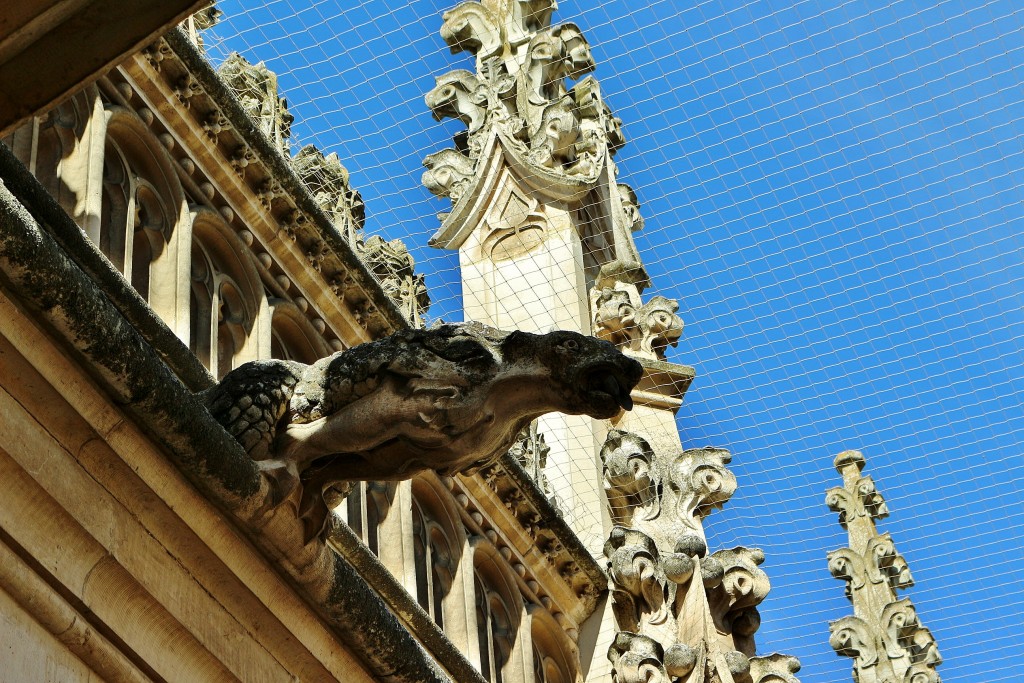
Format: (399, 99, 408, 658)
(202, 322, 643, 541)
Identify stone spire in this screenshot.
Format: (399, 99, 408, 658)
(425, 6, 800, 680)
(603, 431, 802, 683)
(826, 450, 942, 683)
(423, 0, 684, 349)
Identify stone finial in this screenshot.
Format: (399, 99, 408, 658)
(591, 281, 684, 361)
(825, 450, 942, 682)
(218, 53, 293, 154)
(424, 0, 649, 281)
(834, 448, 865, 473)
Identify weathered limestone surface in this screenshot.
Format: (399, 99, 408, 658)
(0, 151, 467, 683)
(826, 451, 942, 683)
(202, 323, 642, 541)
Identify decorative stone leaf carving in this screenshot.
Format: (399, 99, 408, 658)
(866, 533, 914, 592)
(604, 527, 667, 632)
(358, 235, 431, 326)
(749, 654, 802, 683)
(192, 3, 222, 31)
(827, 475, 889, 528)
(527, 97, 579, 168)
(601, 429, 657, 527)
(881, 599, 918, 661)
(708, 547, 770, 654)
(636, 296, 684, 358)
(291, 145, 358, 230)
(507, 421, 553, 497)
(607, 632, 669, 683)
(554, 23, 596, 79)
(905, 663, 942, 683)
(291, 144, 428, 324)
(829, 616, 880, 670)
(601, 431, 797, 682)
(440, 2, 504, 59)
(907, 627, 942, 668)
(426, 70, 490, 135)
(664, 447, 737, 528)
(426, 0, 626, 198)
(422, 149, 476, 201)
(218, 53, 293, 154)
(827, 547, 866, 599)
(591, 282, 684, 361)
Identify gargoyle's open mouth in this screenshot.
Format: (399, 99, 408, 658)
(583, 365, 635, 412)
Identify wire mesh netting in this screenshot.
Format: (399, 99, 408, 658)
(199, 1, 1023, 680)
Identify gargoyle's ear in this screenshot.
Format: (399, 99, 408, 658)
(500, 329, 535, 361)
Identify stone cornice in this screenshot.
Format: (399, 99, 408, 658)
(631, 356, 696, 411)
(152, 28, 410, 339)
(454, 456, 607, 633)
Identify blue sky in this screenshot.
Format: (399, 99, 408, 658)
(206, 1, 1024, 679)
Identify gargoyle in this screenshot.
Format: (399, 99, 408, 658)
(202, 322, 642, 541)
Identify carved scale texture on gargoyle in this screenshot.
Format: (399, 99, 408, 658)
(826, 451, 942, 683)
(291, 144, 430, 326)
(201, 322, 642, 542)
(602, 429, 802, 683)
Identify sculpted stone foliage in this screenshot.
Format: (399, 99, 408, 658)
(202, 323, 642, 541)
(826, 474, 889, 528)
(607, 633, 670, 683)
(707, 547, 770, 655)
(217, 53, 293, 154)
(829, 617, 880, 671)
(591, 281, 684, 361)
(291, 144, 364, 234)
(424, 0, 649, 285)
(601, 429, 796, 683)
(602, 429, 657, 528)
(825, 451, 942, 682)
(507, 420, 554, 498)
(358, 235, 430, 328)
(749, 654, 802, 683)
(291, 144, 429, 325)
